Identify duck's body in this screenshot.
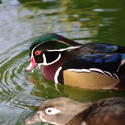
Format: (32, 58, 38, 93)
(68, 97, 125, 125)
(25, 97, 125, 125)
(41, 48, 124, 89)
(26, 33, 125, 89)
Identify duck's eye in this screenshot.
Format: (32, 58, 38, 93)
(45, 107, 61, 115)
(35, 51, 42, 55)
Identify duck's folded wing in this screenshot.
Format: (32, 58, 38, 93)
(56, 54, 123, 89)
(84, 43, 125, 53)
(63, 54, 122, 74)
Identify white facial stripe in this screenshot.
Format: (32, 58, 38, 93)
(37, 111, 58, 125)
(37, 111, 59, 125)
(47, 46, 80, 52)
(40, 53, 62, 66)
(42, 53, 47, 64)
(30, 39, 75, 58)
(54, 66, 62, 84)
(55, 39, 73, 46)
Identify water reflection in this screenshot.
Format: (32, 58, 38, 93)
(59, 0, 125, 44)
(19, 0, 58, 9)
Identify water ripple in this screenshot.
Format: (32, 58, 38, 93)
(0, 35, 64, 125)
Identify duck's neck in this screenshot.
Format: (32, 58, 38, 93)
(65, 102, 92, 125)
(41, 60, 62, 82)
(66, 112, 85, 125)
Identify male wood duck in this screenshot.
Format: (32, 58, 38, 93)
(25, 97, 125, 125)
(26, 33, 125, 89)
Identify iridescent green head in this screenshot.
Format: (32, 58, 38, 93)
(26, 33, 79, 71)
(29, 33, 71, 54)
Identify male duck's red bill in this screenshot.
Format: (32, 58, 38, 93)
(26, 57, 37, 71)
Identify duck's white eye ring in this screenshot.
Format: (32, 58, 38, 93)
(45, 107, 61, 115)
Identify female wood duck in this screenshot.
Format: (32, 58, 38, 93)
(26, 33, 125, 89)
(25, 97, 125, 125)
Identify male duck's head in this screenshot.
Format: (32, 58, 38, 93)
(26, 33, 80, 71)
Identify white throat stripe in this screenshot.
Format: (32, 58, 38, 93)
(41, 53, 62, 66)
(47, 46, 80, 52)
(54, 66, 62, 84)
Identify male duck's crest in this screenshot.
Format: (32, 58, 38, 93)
(26, 33, 125, 89)
(26, 33, 80, 71)
(29, 33, 80, 52)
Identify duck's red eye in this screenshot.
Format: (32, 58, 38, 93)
(35, 51, 41, 55)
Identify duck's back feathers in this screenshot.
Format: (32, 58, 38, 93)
(62, 54, 122, 74)
(85, 97, 125, 125)
(67, 97, 125, 125)
(82, 43, 125, 53)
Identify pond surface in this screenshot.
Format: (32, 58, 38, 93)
(0, 0, 125, 125)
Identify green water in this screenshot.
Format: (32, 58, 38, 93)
(0, 0, 125, 125)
